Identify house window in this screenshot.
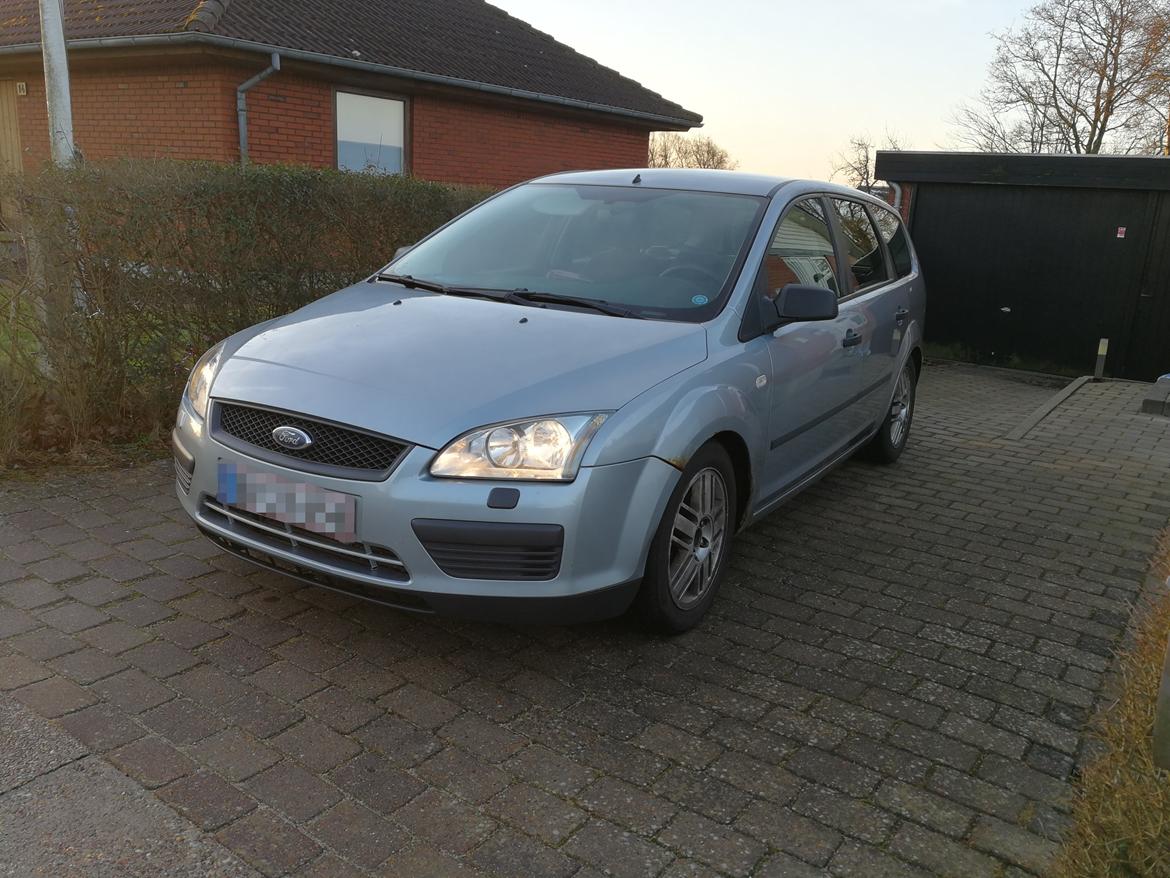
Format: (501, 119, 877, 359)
(336, 92, 405, 174)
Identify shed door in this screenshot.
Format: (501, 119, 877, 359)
(0, 81, 21, 174)
(1124, 194, 1170, 381)
(910, 183, 1152, 377)
(0, 80, 21, 230)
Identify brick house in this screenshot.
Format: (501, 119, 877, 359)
(0, 0, 701, 187)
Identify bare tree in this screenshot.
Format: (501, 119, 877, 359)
(647, 133, 738, 169)
(832, 133, 905, 191)
(952, 0, 1170, 154)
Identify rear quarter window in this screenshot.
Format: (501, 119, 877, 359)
(872, 207, 913, 279)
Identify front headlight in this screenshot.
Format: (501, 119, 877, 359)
(184, 341, 225, 420)
(430, 414, 609, 481)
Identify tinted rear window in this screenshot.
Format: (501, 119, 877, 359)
(873, 206, 913, 278)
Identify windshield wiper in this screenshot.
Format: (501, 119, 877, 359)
(374, 275, 641, 318)
(505, 290, 642, 319)
(374, 273, 510, 303)
(373, 273, 451, 293)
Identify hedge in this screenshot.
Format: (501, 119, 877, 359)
(0, 160, 488, 465)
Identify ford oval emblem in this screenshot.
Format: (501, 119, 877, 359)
(272, 426, 313, 450)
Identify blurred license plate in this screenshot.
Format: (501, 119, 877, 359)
(216, 462, 357, 543)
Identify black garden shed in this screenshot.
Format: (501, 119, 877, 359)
(874, 151, 1170, 381)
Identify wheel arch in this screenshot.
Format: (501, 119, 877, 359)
(708, 430, 752, 531)
(910, 345, 923, 379)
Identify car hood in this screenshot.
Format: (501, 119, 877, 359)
(211, 283, 708, 449)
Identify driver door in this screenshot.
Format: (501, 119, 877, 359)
(757, 196, 869, 504)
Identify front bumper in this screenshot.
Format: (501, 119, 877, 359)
(172, 403, 679, 624)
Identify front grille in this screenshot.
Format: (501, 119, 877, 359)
(200, 497, 409, 583)
(213, 402, 409, 480)
(199, 525, 431, 613)
(413, 519, 563, 581)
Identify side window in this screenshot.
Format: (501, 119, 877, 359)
(872, 206, 913, 278)
(759, 198, 840, 299)
(830, 198, 890, 293)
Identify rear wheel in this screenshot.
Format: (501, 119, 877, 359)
(637, 443, 736, 633)
(865, 359, 917, 464)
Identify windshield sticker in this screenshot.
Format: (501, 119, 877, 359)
(691, 295, 709, 306)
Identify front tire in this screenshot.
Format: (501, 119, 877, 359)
(865, 360, 917, 464)
(637, 443, 736, 633)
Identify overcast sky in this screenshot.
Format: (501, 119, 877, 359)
(493, 0, 1030, 179)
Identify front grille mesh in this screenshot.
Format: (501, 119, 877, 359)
(216, 403, 409, 475)
(412, 521, 564, 581)
(422, 541, 563, 581)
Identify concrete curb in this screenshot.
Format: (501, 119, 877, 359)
(1005, 375, 1091, 441)
(1141, 384, 1170, 418)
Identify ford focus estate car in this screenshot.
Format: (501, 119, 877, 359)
(173, 169, 924, 632)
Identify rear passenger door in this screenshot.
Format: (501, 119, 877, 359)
(870, 201, 921, 366)
(826, 197, 905, 435)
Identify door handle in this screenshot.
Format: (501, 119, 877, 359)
(843, 330, 864, 348)
(895, 308, 910, 325)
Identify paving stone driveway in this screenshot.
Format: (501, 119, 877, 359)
(3, 363, 1170, 878)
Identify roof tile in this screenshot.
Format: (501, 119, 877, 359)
(0, 0, 700, 125)
(0, 0, 193, 43)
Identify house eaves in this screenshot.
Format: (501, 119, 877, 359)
(0, 31, 700, 130)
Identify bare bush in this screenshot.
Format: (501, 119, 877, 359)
(0, 161, 487, 465)
(0, 369, 32, 465)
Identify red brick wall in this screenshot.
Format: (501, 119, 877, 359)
(897, 183, 914, 223)
(245, 71, 333, 168)
(16, 64, 238, 171)
(242, 78, 653, 184)
(11, 58, 652, 185)
(411, 93, 650, 186)
(884, 182, 914, 224)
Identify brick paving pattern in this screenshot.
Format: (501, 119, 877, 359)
(3, 363, 1170, 877)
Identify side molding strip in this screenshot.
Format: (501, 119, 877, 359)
(770, 374, 892, 450)
(755, 423, 877, 516)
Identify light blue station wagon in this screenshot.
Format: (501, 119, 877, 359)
(173, 169, 925, 631)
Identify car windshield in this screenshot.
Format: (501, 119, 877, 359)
(388, 183, 767, 321)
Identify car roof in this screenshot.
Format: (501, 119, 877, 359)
(529, 168, 879, 201)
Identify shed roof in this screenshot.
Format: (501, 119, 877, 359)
(875, 151, 1170, 192)
(0, 0, 702, 128)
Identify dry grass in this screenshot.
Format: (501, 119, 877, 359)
(1052, 528, 1170, 877)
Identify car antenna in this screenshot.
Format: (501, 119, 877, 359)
(632, 173, 642, 185)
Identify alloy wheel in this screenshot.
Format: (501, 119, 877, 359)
(890, 364, 914, 448)
(667, 467, 729, 610)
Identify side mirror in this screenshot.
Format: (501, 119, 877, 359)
(393, 244, 414, 260)
(773, 284, 838, 323)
